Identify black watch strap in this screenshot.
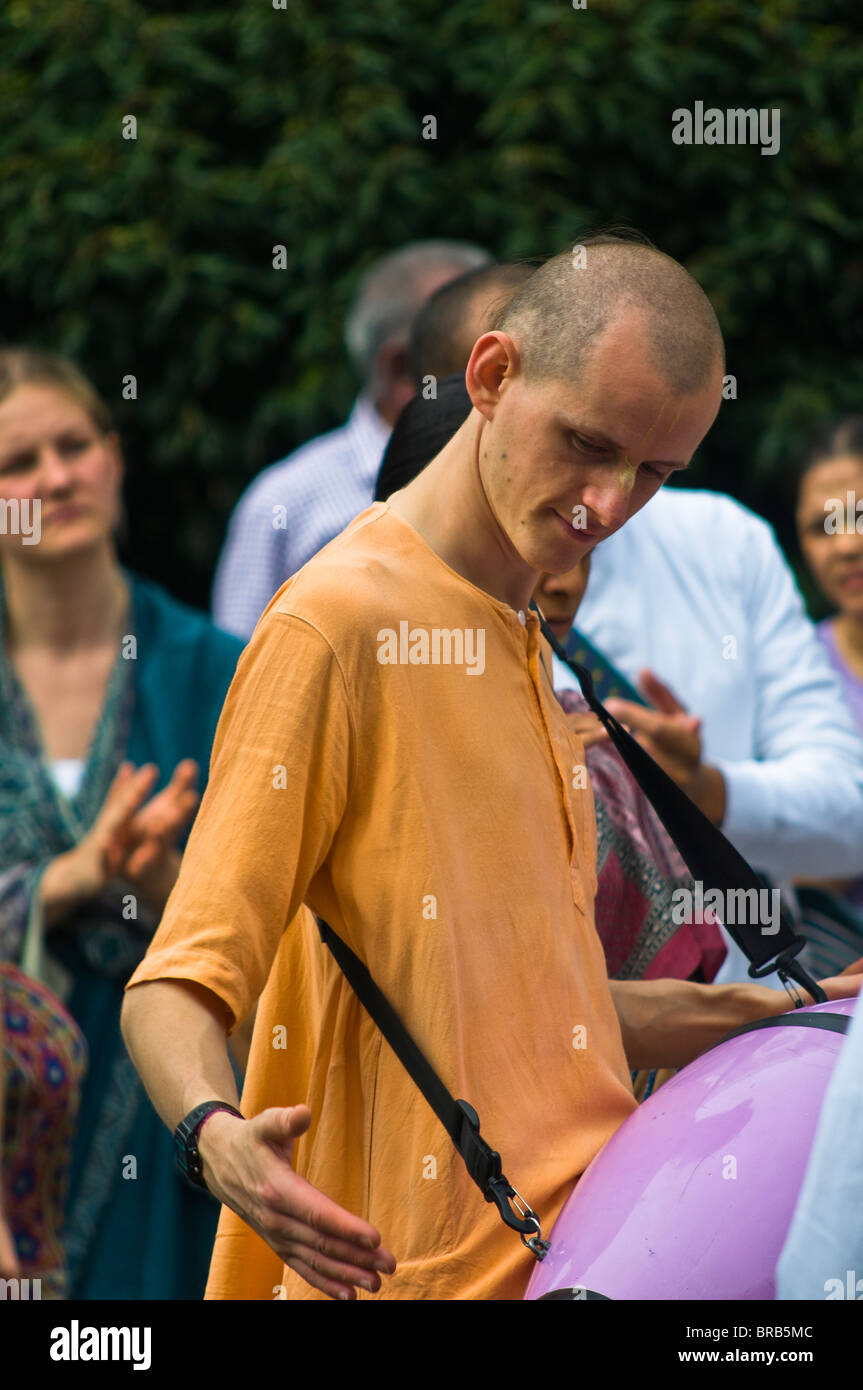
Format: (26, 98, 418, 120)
(174, 1101, 244, 1189)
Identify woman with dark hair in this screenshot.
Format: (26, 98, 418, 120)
(793, 417, 863, 972)
(796, 416, 863, 733)
(0, 348, 245, 1297)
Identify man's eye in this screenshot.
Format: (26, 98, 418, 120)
(59, 437, 90, 454)
(640, 463, 664, 479)
(570, 433, 602, 454)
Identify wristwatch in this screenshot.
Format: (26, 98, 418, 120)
(174, 1101, 244, 1189)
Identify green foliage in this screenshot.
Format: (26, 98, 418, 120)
(1, 0, 861, 604)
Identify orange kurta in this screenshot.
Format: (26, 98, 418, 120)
(125, 503, 637, 1300)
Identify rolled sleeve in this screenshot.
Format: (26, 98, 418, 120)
(125, 610, 353, 1029)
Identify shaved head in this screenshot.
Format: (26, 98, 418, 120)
(386, 231, 726, 614)
(493, 236, 724, 395)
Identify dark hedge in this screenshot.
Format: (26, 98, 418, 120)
(1, 0, 861, 610)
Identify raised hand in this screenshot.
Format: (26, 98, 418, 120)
(605, 673, 703, 788)
(120, 759, 199, 881)
(59, 761, 161, 902)
(42, 760, 200, 922)
(604, 670, 726, 824)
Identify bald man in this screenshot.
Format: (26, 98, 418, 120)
(121, 236, 858, 1302)
(411, 252, 863, 990)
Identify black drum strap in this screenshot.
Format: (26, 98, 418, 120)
(314, 606, 825, 1262)
(535, 608, 824, 1001)
(315, 914, 550, 1258)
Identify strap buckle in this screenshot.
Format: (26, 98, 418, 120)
(748, 938, 826, 1007)
(456, 1101, 549, 1260)
(778, 970, 806, 1009)
(485, 1175, 550, 1258)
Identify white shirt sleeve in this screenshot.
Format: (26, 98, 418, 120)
(717, 510, 863, 878)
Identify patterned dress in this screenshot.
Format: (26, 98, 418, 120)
(2, 964, 86, 1297)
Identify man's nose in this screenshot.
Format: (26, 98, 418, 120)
(580, 471, 634, 532)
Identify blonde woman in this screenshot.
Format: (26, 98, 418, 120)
(0, 349, 244, 1298)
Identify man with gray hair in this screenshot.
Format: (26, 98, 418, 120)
(212, 239, 490, 639)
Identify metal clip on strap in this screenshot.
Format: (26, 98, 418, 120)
(315, 916, 549, 1261)
(747, 938, 827, 1007)
(456, 1101, 550, 1258)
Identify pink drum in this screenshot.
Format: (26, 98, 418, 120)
(525, 996, 857, 1300)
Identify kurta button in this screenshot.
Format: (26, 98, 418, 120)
(517, 610, 526, 626)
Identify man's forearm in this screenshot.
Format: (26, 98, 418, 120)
(609, 978, 788, 1071)
(120, 978, 240, 1132)
(685, 763, 726, 827)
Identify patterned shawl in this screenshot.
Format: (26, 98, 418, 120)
(0, 583, 144, 981)
(0, 570, 245, 982)
(556, 688, 726, 983)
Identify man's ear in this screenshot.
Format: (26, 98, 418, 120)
(465, 331, 520, 420)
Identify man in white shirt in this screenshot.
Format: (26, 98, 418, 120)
(569, 485, 863, 983)
(212, 239, 491, 639)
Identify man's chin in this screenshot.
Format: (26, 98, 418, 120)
(537, 539, 598, 575)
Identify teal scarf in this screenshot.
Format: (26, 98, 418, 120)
(564, 626, 646, 705)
